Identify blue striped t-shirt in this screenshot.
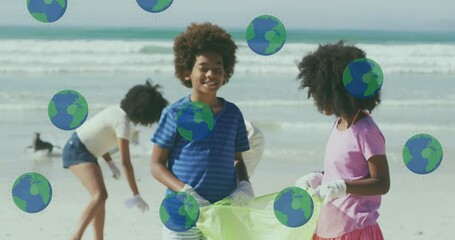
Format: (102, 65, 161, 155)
(151, 95, 250, 203)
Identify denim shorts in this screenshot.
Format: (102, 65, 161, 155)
(62, 133, 98, 169)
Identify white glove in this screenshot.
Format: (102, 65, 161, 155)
(229, 181, 255, 206)
(124, 194, 149, 213)
(295, 172, 324, 190)
(180, 184, 211, 207)
(313, 179, 347, 205)
(107, 161, 121, 180)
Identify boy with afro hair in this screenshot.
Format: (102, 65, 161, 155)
(151, 22, 254, 239)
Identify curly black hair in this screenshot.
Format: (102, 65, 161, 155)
(173, 22, 238, 88)
(297, 41, 381, 118)
(120, 80, 168, 126)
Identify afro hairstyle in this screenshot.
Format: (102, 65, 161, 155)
(173, 22, 237, 88)
(120, 80, 168, 126)
(297, 41, 381, 117)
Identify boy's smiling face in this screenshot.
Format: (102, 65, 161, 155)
(185, 51, 225, 95)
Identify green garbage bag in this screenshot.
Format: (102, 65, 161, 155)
(197, 192, 320, 240)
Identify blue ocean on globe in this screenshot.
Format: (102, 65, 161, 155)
(27, 0, 67, 23)
(160, 192, 200, 232)
(136, 0, 173, 13)
(403, 134, 443, 174)
(12, 172, 52, 213)
(246, 15, 287, 56)
(48, 90, 89, 131)
(176, 102, 215, 141)
(343, 58, 383, 99)
(274, 187, 314, 228)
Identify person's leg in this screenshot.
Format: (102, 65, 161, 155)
(92, 201, 106, 240)
(91, 171, 106, 240)
(70, 163, 108, 240)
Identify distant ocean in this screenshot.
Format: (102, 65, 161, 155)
(0, 26, 454, 177)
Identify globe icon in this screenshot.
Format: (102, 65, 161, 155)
(246, 15, 287, 56)
(12, 172, 52, 213)
(136, 0, 173, 13)
(403, 133, 443, 174)
(343, 58, 383, 99)
(273, 187, 314, 228)
(176, 101, 215, 141)
(159, 192, 200, 232)
(48, 89, 89, 131)
(27, 0, 67, 23)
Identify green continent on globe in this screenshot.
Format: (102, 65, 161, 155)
(160, 204, 170, 223)
(291, 190, 313, 220)
(246, 24, 256, 42)
(178, 195, 199, 228)
(274, 208, 288, 225)
(66, 94, 89, 129)
(402, 145, 412, 165)
(263, 18, 286, 55)
(423, 138, 443, 172)
(343, 70, 353, 85)
(193, 102, 214, 130)
(153, 0, 173, 11)
(362, 63, 383, 97)
(30, 173, 52, 204)
(42, 0, 66, 8)
(178, 127, 193, 141)
(55, 0, 67, 8)
(30, 12, 48, 23)
(362, 72, 379, 97)
(48, 100, 58, 119)
(13, 197, 27, 211)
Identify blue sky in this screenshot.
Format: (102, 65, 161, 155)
(1, 0, 454, 31)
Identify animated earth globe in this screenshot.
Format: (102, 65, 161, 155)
(274, 187, 314, 228)
(136, 0, 173, 13)
(403, 133, 443, 174)
(12, 172, 52, 213)
(27, 0, 67, 23)
(246, 15, 287, 56)
(176, 101, 215, 141)
(343, 58, 383, 99)
(159, 192, 200, 232)
(48, 90, 88, 131)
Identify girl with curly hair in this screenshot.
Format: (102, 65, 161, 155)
(62, 81, 168, 240)
(295, 41, 390, 240)
(151, 22, 254, 239)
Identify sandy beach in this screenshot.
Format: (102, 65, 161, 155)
(1, 149, 453, 240)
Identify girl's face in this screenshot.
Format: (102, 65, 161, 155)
(184, 51, 225, 95)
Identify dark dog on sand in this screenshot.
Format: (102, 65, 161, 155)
(26, 132, 59, 154)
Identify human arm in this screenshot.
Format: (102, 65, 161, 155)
(230, 152, 255, 206)
(234, 152, 250, 183)
(118, 138, 139, 195)
(118, 138, 149, 212)
(102, 152, 121, 179)
(150, 144, 184, 192)
(315, 155, 390, 204)
(346, 155, 390, 195)
(150, 144, 211, 206)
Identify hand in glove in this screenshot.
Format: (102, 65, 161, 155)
(180, 184, 211, 207)
(229, 181, 255, 206)
(124, 194, 149, 213)
(313, 179, 347, 205)
(107, 161, 121, 180)
(295, 172, 324, 190)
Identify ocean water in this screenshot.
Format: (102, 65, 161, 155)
(1, 27, 454, 179)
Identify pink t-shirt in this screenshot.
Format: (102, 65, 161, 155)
(315, 115, 386, 238)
